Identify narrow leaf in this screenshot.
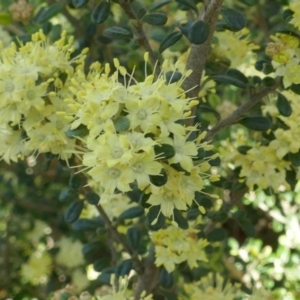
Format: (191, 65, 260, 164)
(148, 0, 172, 11)
(64, 200, 84, 223)
(226, 68, 249, 85)
(142, 12, 167, 26)
(211, 75, 247, 88)
(118, 206, 144, 221)
(277, 93, 292, 117)
(238, 116, 272, 131)
(91, 1, 111, 24)
(221, 6, 246, 32)
(159, 31, 183, 53)
(104, 26, 133, 39)
(175, 0, 198, 13)
(37, 3, 63, 23)
(188, 20, 210, 44)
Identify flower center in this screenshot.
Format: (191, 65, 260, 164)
(108, 168, 121, 178)
(111, 147, 123, 158)
(5, 82, 15, 93)
(26, 90, 35, 100)
(133, 162, 144, 173)
(137, 109, 147, 120)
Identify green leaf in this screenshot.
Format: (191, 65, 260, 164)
(85, 192, 100, 205)
(82, 241, 104, 255)
(213, 211, 228, 223)
(226, 68, 249, 85)
(179, 20, 193, 38)
(239, 220, 256, 237)
(173, 209, 189, 229)
(142, 12, 167, 26)
(165, 71, 182, 84)
(37, 3, 63, 23)
(238, 116, 272, 131)
(221, 6, 246, 32)
(64, 200, 84, 223)
(237, 145, 252, 154)
(118, 206, 144, 221)
(170, 163, 190, 175)
(104, 26, 133, 39)
(150, 169, 168, 186)
(93, 258, 111, 272)
(154, 144, 176, 159)
(72, 0, 88, 8)
(277, 93, 292, 117)
(211, 75, 247, 88)
(113, 116, 130, 132)
(282, 9, 294, 22)
(175, 0, 198, 13)
(126, 227, 141, 249)
(207, 228, 227, 242)
(69, 174, 82, 189)
(160, 268, 174, 287)
(159, 31, 183, 53)
(146, 205, 165, 230)
(188, 20, 210, 45)
(0, 12, 12, 25)
(66, 124, 89, 139)
(262, 76, 276, 87)
(91, 1, 111, 24)
(290, 83, 300, 95)
(59, 188, 77, 202)
(72, 218, 103, 231)
(116, 259, 133, 276)
(197, 104, 221, 122)
(186, 208, 200, 220)
(289, 151, 300, 167)
(59, 292, 72, 300)
(148, 0, 172, 11)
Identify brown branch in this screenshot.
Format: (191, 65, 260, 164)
(95, 204, 144, 274)
(118, 0, 160, 74)
(205, 87, 274, 141)
(183, 0, 224, 126)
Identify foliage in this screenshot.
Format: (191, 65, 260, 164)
(0, 0, 300, 299)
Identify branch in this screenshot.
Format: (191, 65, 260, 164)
(118, 0, 160, 74)
(95, 204, 144, 274)
(183, 0, 224, 125)
(205, 87, 274, 141)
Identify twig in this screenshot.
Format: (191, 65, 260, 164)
(205, 87, 274, 141)
(118, 0, 160, 74)
(95, 204, 144, 274)
(183, 0, 224, 126)
(134, 243, 159, 300)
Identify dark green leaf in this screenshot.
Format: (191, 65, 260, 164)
(179, 20, 193, 37)
(238, 116, 272, 131)
(93, 258, 111, 272)
(136, 7, 147, 19)
(211, 75, 247, 88)
(104, 26, 133, 39)
(188, 20, 210, 45)
(194, 192, 212, 209)
(160, 268, 174, 288)
(85, 192, 100, 205)
(221, 6, 246, 32)
(277, 93, 292, 117)
(213, 211, 228, 223)
(165, 71, 182, 83)
(72, 0, 88, 8)
(66, 124, 89, 139)
(142, 12, 167, 26)
(237, 145, 252, 154)
(150, 169, 168, 186)
(37, 3, 63, 23)
(286, 169, 297, 190)
(239, 220, 256, 237)
(282, 9, 294, 22)
(289, 151, 300, 167)
(159, 31, 183, 53)
(226, 68, 249, 85)
(118, 206, 144, 221)
(126, 227, 141, 249)
(59, 292, 72, 300)
(147, 205, 165, 230)
(206, 228, 227, 242)
(175, 0, 198, 13)
(64, 200, 84, 223)
(72, 218, 103, 231)
(114, 116, 130, 132)
(290, 83, 300, 95)
(197, 104, 221, 122)
(262, 76, 276, 87)
(69, 174, 82, 189)
(170, 163, 190, 175)
(186, 208, 200, 220)
(59, 188, 76, 202)
(173, 209, 189, 229)
(82, 241, 104, 255)
(148, 0, 172, 11)
(91, 1, 111, 24)
(116, 259, 133, 276)
(154, 144, 176, 159)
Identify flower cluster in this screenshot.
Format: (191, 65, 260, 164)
(66, 55, 218, 217)
(265, 33, 300, 88)
(0, 30, 87, 163)
(151, 225, 209, 273)
(289, 1, 300, 31)
(9, 0, 34, 24)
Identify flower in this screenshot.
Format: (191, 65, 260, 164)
(151, 226, 208, 273)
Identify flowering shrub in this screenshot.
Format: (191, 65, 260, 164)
(1, 0, 300, 299)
